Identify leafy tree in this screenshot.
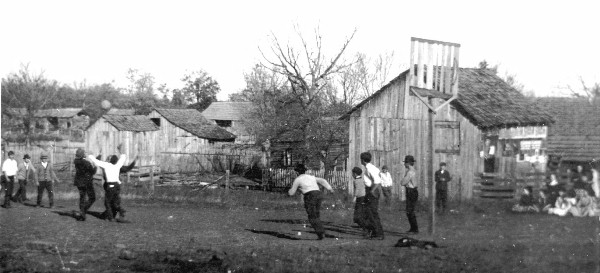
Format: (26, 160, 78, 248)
(1, 64, 59, 137)
(124, 68, 159, 114)
(181, 70, 220, 111)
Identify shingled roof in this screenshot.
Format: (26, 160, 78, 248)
(533, 97, 600, 161)
(106, 109, 136, 115)
(102, 115, 159, 132)
(153, 108, 236, 141)
(341, 68, 554, 129)
(202, 102, 253, 121)
(5, 108, 86, 118)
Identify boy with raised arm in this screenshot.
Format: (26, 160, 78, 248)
(87, 144, 127, 222)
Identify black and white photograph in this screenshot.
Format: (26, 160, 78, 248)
(1, 1, 599, 272)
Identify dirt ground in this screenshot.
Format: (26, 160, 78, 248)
(1, 188, 599, 273)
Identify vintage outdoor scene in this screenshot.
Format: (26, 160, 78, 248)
(1, 2, 599, 273)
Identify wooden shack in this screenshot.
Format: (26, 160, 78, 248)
(535, 97, 600, 172)
(343, 38, 553, 200)
(202, 102, 256, 145)
(85, 115, 159, 166)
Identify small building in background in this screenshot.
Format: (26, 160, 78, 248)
(106, 108, 136, 116)
(202, 101, 256, 145)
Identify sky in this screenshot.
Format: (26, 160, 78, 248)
(1, 0, 598, 101)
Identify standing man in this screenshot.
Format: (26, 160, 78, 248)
(87, 144, 128, 222)
(2, 151, 18, 208)
(13, 154, 36, 204)
(288, 164, 334, 240)
(401, 155, 419, 234)
(434, 162, 452, 214)
(380, 165, 393, 206)
(34, 154, 60, 208)
(351, 167, 369, 237)
(74, 148, 98, 221)
(361, 152, 384, 240)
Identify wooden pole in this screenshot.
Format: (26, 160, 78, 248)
(225, 170, 230, 195)
(149, 166, 155, 195)
(428, 97, 436, 237)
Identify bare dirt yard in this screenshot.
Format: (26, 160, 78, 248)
(1, 181, 599, 273)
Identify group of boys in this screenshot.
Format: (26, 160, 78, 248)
(2, 145, 134, 223)
(1, 151, 60, 209)
(290, 150, 452, 240)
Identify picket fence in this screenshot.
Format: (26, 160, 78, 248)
(262, 168, 350, 190)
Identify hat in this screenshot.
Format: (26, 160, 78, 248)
(439, 162, 447, 166)
(403, 155, 415, 163)
(40, 154, 48, 159)
(23, 154, 31, 159)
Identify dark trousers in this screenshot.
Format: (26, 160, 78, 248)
(13, 179, 28, 203)
(303, 190, 325, 238)
(105, 182, 123, 220)
(353, 196, 368, 230)
(436, 189, 447, 211)
(406, 187, 419, 232)
(365, 190, 384, 237)
(37, 180, 54, 207)
(2, 176, 15, 207)
(381, 186, 393, 205)
(77, 183, 96, 215)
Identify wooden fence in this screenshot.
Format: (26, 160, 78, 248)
(1, 140, 85, 173)
(159, 145, 265, 174)
(261, 168, 349, 190)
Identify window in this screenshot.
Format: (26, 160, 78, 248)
(283, 149, 293, 166)
(215, 120, 232, 127)
(151, 118, 161, 127)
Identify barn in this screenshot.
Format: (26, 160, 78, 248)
(343, 38, 553, 200)
(202, 102, 256, 145)
(85, 115, 159, 166)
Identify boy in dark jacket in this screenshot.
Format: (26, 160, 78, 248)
(434, 162, 452, 213)
(73, 148, 97, 221)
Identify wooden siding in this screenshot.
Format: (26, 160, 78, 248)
(347, 73, 482, 201)
(85, 117, 159, 166)
(148, 110, 211, 153)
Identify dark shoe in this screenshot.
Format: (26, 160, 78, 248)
(1, 204, 11, 209)
(408, 230, 419, 234)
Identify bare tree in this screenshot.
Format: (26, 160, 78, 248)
(336, 51, 395, 105)
(1, 64, 59, 137)
(566, 77, 600, 105)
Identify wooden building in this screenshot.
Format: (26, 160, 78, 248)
(342, 38, 553, 200)
(202, 102, 256, 144)
(86, 115, 159, 166)
(535, 97, 600, 172)
(2, 108, 89, 133)
(147, 108, 236, 153)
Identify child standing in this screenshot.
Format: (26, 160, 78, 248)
(434, 162, 452, 213)
(360, 152, 384, 240)
(34, 154, 60, 208)
(401, 155, 419, 234)
(379, 165, 393, 206)
(351, 167, 369, 237)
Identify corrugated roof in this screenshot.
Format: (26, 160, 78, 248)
(202, 102, 254, 121)
(341, 68, 554, 129)
(102, 115, 159, 132)
(153, 108, 236, 141)
(534, 97, 600, 161)
(106, 109, 136, 115)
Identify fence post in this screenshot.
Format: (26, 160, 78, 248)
(149, 166, 155, 195)
(225, 170, 230, 196)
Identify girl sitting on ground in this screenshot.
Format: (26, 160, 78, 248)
(512, 186, 539, 213)
(548, 189, 573, 216)
(569, 189, 596, 217)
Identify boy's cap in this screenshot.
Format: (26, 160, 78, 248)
(381, 165, 388, 170)
(439, 162, 446, 166)
(23, 154, 31, 159)
(8, 151, 14, 156)
(40, 154, 48, 159)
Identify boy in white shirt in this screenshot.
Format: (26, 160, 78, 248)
(380, 165, 393, 206)
(88, 144, 127, 222)
(361, 152, 384, 240)
(2, 151, 18, 208)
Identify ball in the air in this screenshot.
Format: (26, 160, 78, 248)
(101, 100, 111, 109)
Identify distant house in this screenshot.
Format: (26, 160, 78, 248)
(147, 108, 236, 153)
(535, 97, 600, 171)
(202, 102, 256, 144)
(86, 115, 159, 166)
(343, 40, 553, 200)
(2, 108, 89, 133)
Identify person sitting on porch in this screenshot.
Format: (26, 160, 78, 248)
(512, 186, 539, 213)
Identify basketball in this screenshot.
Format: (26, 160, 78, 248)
(101, 100, 111, 109)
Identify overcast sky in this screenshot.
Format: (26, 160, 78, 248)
(1, 0, 598, 101)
